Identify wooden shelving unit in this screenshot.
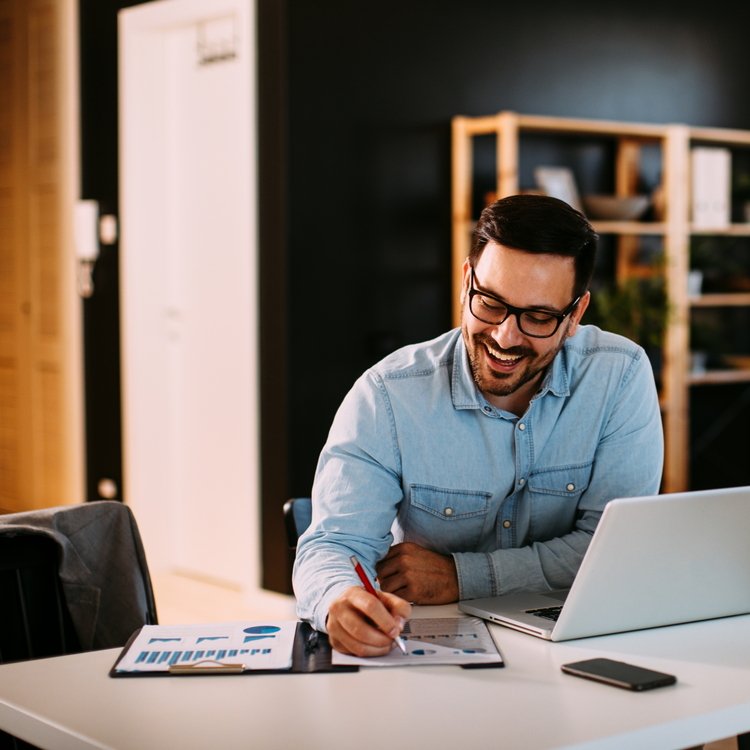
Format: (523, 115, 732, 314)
(451, 111, 750, 493)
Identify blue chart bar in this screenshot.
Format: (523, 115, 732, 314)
(134, 645, 280, 667)
(138, 648, 265, 666)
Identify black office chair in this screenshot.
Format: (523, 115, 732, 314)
(0, 533, 80, 664)
(0, 501, 158, 750)
(0, 533, 85, 750)
(282, 497, 312, 550)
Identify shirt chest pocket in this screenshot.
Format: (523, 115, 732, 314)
(404, 484, 491, 554)
(527, 463, 592, 541)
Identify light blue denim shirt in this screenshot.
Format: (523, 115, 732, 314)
(293, 325, 664, 632)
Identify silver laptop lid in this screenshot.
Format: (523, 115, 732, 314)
(552, 486, 750, 640)
(460, 486, 750, 641)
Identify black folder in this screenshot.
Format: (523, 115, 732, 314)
(109, 621, 357, 677)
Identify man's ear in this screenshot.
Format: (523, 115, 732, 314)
(567, 290, 591, 336)
(459, 258, 472, 305)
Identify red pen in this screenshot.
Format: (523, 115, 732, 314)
(350, 555, 407, 654)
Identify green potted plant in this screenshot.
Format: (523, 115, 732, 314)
(586, 275, 670, 350)
(585, 274, 671, 386)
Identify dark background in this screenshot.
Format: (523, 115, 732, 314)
(79, 0, 750, 593)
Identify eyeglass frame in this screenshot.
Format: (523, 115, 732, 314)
(467, 267, 581, 339)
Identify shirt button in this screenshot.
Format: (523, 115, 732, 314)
(502, 519, 512, 529)
(518, 423, 526, 431)
(483, 405, 492, 413)
(566, 483, 575, 491)
(518, 478, 525, 486)
(444, 507, 454, 516)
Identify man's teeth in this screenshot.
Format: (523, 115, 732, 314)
(487, 347, 521, 362)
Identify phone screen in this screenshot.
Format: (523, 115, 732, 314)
(561, 658, 677, 691)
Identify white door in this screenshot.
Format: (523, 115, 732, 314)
(119, 0, 259, 595)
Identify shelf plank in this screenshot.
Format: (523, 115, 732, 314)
(690, 293, 750, 307)
(690, 224, 750, 236)
(689, 369, 750, 385)
(689, 126, 750, 146)
(592, 220, 667, 235)
(515, 113, 668, 140)
(452, 112, 669, 140)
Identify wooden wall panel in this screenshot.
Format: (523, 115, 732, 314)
(0, 0, 32, 511)
(0, 0, 83, 512)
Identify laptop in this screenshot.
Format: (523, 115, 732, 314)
(458, 486, 750, 641)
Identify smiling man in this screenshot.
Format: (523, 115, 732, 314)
(293, 194, 664, 657)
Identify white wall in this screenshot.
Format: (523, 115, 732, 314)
(119, 0, 261, 599)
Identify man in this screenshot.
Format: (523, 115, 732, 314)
(293, 194, 664, 657)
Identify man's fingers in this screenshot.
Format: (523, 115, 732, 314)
(326, 586, 409, 656)
(375, 542, 459, 604)
(378, 589, 413, 624)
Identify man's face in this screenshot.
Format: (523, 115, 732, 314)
(460, 241, 589, 411)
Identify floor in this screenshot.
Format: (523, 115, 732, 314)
(150, 571, 739, 750)
(151, 570, 297, 625)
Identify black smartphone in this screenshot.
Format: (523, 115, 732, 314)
(561, 657, 677, 691)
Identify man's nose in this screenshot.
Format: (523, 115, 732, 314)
(489, 313, 525, 348)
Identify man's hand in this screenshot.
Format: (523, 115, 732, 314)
(326, 586, 412, 657)
(376, 542, 459, 604)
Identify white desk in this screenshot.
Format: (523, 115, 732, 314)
(1, 606, 750, 750)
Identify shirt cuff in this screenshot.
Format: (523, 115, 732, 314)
(452, 551, 497, 600)
(310, 581, 351, 634)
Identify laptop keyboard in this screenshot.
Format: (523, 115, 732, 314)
(525, 605, 563, 621)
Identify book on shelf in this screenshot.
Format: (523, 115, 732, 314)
(691, 147, 731, 229)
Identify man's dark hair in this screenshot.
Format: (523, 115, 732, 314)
(470, 194, 598, 298)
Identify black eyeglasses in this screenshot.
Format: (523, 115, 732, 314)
(468, 268, 580, 339)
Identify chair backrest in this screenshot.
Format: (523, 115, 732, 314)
(0, 501, 158, 656)
(282, 497, 312, 550)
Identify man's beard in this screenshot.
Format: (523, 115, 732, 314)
(462, 323, 570, 399)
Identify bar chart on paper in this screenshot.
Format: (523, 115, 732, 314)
(112, 621, 297, 673)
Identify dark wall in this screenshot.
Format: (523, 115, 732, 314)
(79, 0, 750, 593)
(282, 1, 750, 507)
(78, 0, 153, 503)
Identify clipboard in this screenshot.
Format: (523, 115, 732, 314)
(109, 621, 358, 677)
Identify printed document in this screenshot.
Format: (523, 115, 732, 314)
(332, 615, 503, 667)
(113, 621, 297, 673)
